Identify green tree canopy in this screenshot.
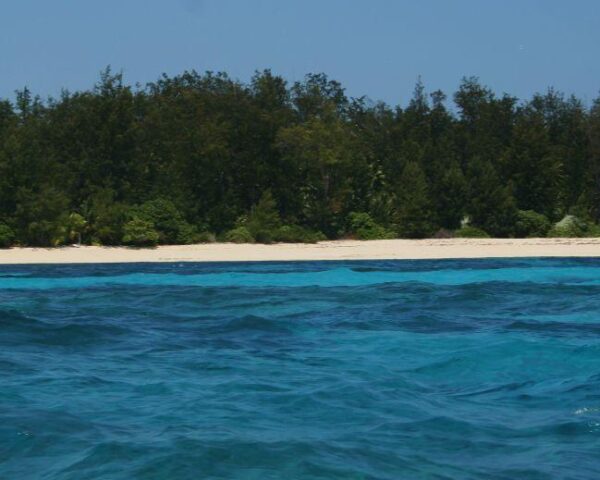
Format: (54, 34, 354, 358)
(0, 68, 598, 245)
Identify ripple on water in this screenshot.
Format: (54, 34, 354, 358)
(1, 258, 600, 479)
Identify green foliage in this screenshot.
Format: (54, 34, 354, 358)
(133, 198, 196, 244)
(246, 191, 281, 234)
(240, 190, 284, 243)
(547, 215, 587, 238)
(122, 218, 159, 246)
(66, 213, 87, 244)
(467, 159, 518, 237)
(1, 68, 599, 246)
(514, 210, 551, 238)
(394, 162, 436, 238)
(14, 186, 70, 246)
(273, 225, 326, 243)
(194, 231, 217, 243)
(586, 224, 600, 237)
(346, 212, 394, 240)
(434, 163, 467, 230)
(224, 226, 255, 243)
(84, 189, 129, 246)
(454, 226, 491, 238)
(0, 223, 15, 248)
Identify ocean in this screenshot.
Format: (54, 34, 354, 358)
(1, 259, 599, 479)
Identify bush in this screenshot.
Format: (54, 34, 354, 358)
(27, 218, 69, 247)
(224, 226, 255, 243)
(547, 215, 587, 238)
(89, 203, 129, 246)
(133, 198, 196, 244)
(273, 225, 326, 243)
(454, 226, 490, 238)
(254, 230, 274, 244)
(15, 186, 70, 246)
(0, 223, 15, 248)
(225, 191, 284, 244)
(122, 218, 159, 246)
(514, 210, 551, 238)
(175, 222, 200, 245)
(347, 212, 394, 240)
(193, 231, 217, 243)
(66, 213, 87, 244)
(586, 224, 600, 237)
(246, 191, 281, 235)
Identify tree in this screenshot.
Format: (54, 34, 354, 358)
(507, 103, 564, 218)
(467, 158, 517, 237)
(0, 223, 15, 248)
(67, 213, 87, 245)
(246, 190, 281, 238)
(14, 186, 70, 246)
(587, 95, 600, 221)
(276, 111, 354, 234)
(394, 162, 436, 238)
(1, 67, 599, 246)
(434, 162, 467, 229)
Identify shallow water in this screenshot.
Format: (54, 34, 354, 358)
(1, 259, 600, 479)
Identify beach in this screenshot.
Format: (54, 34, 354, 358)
(2, 238, 600, 264)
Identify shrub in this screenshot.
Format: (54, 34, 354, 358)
(122, 218, 159, 246)
(193, 231, 217, 243)
(66, 213, 87, 244)
(175, 222, 200, 245)
(226, 191, 284, 244)
(133, 198, 195, 244)
(246, 191, 281, 236)
(27, 218, 69, 247)
(254, 230, 274, 244)
(514, 210, 551, 238)
(15, 186, 70, 246)
(547, 215, 587, 238)
(224, 226, 255, 243)
(84, 189, 129, 245)
(454, 226, 490, 238)
(0, 223, 15, 248)
(433, 228, 454, 239)
(586, 224, 600, 237)
(347, 212, 394, 240)
(90, 203, 129, 246)
(273, 225, 326, 243)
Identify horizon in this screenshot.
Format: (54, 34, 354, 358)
(1, 0, 599, 106)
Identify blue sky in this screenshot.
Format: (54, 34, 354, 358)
(1, 0, 598, 106)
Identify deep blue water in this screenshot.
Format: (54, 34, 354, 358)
(1, 258, 600, 479)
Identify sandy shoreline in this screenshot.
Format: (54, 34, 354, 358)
(1, 238, 600, 264)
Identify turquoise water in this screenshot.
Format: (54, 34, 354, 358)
(1, 259, 600, 479)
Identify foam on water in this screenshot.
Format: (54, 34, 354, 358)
(1, 258, 600, 479)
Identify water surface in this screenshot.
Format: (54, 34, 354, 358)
(1, 259, 600, 479)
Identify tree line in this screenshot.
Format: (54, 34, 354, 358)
(1, 67, 599, 247)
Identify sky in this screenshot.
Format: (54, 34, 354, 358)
(1, 0, 599, 106)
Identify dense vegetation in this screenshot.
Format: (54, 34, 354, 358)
(1, 68, 600, 247)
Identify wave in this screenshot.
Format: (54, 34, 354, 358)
(4, 265, 600, 290)
(3, 259, 600, 479)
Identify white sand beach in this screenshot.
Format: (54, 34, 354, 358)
(1, 238, 600, 264)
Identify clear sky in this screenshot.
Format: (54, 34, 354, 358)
(1, 0, 599, 106)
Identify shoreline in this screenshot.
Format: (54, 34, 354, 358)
(2, 238, 600, 264)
